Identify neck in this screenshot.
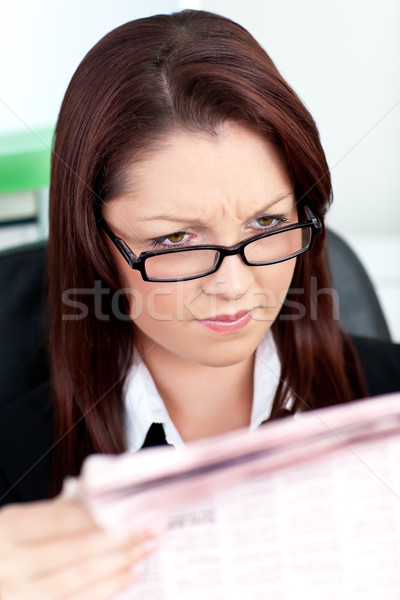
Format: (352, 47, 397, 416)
(138, 341, 255, 442)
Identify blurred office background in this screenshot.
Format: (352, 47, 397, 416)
(0, 0, 399, 340)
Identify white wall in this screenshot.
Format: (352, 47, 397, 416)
(0, 0, 180, 133)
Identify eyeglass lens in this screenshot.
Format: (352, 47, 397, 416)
(144, 226, 312, 280)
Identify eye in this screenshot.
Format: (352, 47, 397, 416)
(250, 214, 289, 231)
(149, 231, 193, 249)
(257, 216, 275, 227)
(167, 232, 186, 243)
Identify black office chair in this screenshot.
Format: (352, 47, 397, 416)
(326, 229, 391, 342)
(0, 240, 49, 407)
(0, 231, 392, 407)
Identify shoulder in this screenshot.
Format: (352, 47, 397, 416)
(350, 335, 400, 397)
(0, 381, 53, 506)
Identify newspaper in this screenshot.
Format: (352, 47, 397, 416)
(66, 393, 400, 599)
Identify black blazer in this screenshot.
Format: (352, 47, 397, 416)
(1, 336, 399, 508)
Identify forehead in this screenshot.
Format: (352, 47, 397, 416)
(105, 123, 294, 226)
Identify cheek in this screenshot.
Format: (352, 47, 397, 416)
(119, 271, 176, 323)
(256, 259, 297, 312)
(115, 260, 198, 325)
(135, 282, 178, 322)
(108, 244, 203, 326)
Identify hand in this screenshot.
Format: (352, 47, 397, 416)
(0, 495, 159, 600)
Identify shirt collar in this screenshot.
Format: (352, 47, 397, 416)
(250, 329, 283, 430)
(123, 329, 285, 452)
(123, 352, 185, 452)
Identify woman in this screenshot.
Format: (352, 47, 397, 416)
(0, 9, 399, 600)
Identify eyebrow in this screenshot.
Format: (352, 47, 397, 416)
(136, 191, 295, 224)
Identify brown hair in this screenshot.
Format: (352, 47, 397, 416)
(49, 9, 367, 496)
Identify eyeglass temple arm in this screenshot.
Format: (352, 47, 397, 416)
(100, 221, 139, 267)
(304, 205, 322, 231)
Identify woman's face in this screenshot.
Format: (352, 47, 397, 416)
(103, 123, 297, 367)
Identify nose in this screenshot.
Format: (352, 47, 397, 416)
(200, 253, 253, 300)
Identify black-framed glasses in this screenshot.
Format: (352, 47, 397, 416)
(101, 205, 322, 282)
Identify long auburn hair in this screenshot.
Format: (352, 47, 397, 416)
(48, 9, 367, 496)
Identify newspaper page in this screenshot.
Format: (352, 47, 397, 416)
(66, 393, 400, 599)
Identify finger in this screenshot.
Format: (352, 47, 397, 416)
(0, 497, 97, 542)
(8, 538, 156, 600)
(69, 565, 143, 600)
(1, 566, 142, 600)
(1, 527, 157, 581)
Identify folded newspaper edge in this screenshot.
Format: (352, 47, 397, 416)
(63, 392, 400, 535)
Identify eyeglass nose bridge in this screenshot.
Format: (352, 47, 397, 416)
(209, 237, 256, 275)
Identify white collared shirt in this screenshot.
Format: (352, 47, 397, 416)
(123, 330, 285, 452)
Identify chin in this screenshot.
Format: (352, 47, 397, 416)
(189, 338, 263, 368)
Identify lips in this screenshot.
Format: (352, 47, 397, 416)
(202, 310, 251, 323)
(198, 309, 254, 334)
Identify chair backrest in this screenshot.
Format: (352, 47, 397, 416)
(0, 241, 49, 407)
(325, 229, 391, 342)
(0, 231, 391, 405)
